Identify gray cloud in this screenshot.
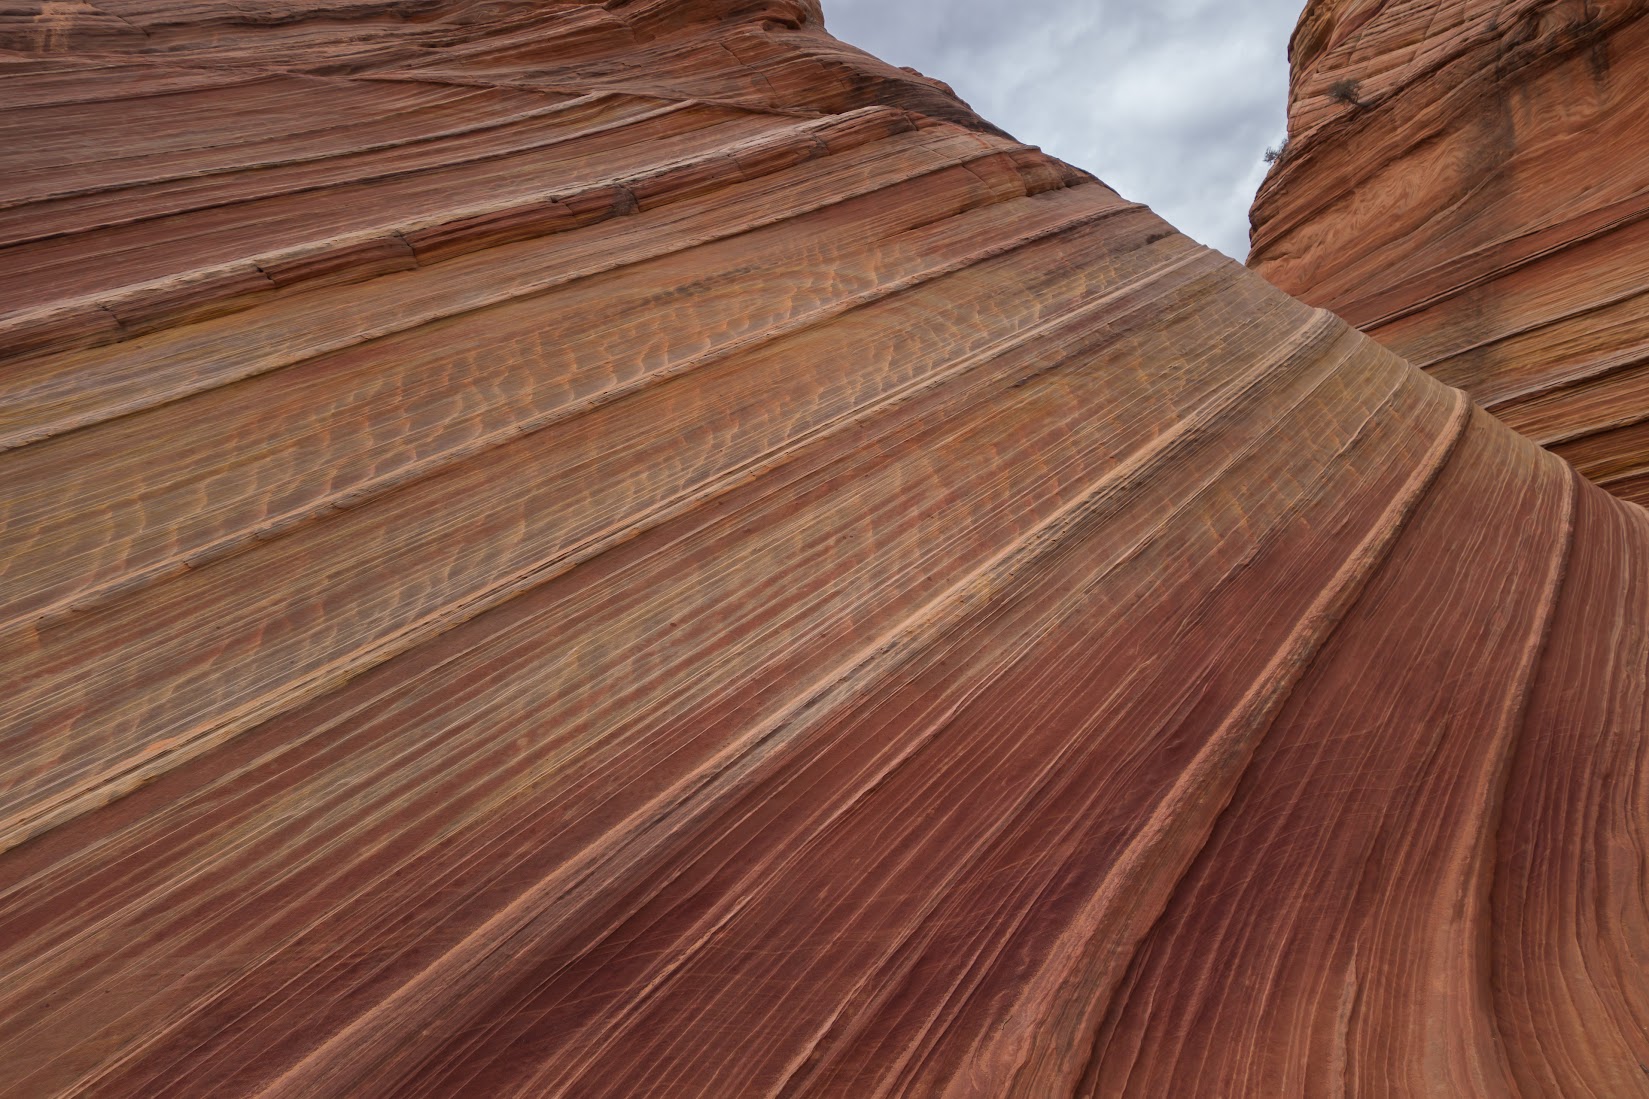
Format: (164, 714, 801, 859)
(820, 0, 1303, 259)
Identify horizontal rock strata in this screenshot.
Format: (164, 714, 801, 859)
(1, 1, 1646, 1095)
(1250, 0, 1649, 505)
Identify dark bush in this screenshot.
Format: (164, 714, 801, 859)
(1328, 78, 1363, 105)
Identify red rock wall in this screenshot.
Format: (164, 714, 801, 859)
(1, 2, 1646, 1095)
(1250, 0, 1649, 505)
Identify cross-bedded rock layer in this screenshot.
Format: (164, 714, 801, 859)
(2, 2, 1646, 1095)
(1250, 0, 1649, 505)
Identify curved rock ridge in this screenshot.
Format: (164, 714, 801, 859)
(1, 3, 1646, 1096)
(1250, 0, 1649, 505)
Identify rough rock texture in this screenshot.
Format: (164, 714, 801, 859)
(2, 2, 1647, 1096)
(1249, 0, 1649, 505)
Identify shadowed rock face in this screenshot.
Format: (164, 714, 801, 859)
(1250, 0, 1649, 506)
(1, 2, 1646, 1096)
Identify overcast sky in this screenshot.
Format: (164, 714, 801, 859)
(821, 0, 1304, 259)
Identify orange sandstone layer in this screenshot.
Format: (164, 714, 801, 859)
(1, 2, 1646, 1096)
(1249, 0, 1649, 505)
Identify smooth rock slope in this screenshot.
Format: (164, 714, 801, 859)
(1250, 0, 1649, 505)
(1, 1, 1646, 1095)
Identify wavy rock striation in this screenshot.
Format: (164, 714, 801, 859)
(1, 2, 1646, 1095)
(1250, 0, 1649, 505)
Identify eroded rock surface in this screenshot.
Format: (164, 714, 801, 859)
(1, 2, 1646, 1095)
(1250, 0, 1649, 505)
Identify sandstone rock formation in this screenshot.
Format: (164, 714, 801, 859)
(1, 2, 1646, 1096)
(1249, 0, 1649, 505)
